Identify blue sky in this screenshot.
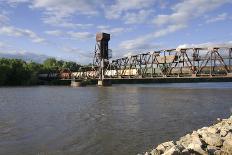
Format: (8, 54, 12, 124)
(0, 0, 232, 64)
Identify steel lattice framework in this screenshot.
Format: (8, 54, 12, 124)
(73, 47, 232, 79)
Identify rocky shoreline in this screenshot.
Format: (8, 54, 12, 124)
(142, 115, 232, 155)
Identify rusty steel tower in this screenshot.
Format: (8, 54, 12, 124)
(93, 32, 112, 86)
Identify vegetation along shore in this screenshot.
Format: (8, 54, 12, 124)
(0, 58, 81, 86)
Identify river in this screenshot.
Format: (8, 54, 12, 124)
(0, 82, 232, 155)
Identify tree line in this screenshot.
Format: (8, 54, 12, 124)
(0, 58, 81, 86)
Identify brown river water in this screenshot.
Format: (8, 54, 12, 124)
(0, 83, 232, 155)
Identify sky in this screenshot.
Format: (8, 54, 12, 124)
(0, 0, 232, 64)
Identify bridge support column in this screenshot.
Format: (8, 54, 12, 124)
(71, 80, 86, 87)
(98, 79, 112, 86)
(192, 74, 197, 78)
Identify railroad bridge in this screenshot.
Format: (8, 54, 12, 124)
(69, 33, 232, 85)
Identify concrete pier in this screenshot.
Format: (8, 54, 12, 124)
(71, 80, 86, 87)
(97, 79, 112, 86)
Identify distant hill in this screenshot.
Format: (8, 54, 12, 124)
(0, 52, 50, 63)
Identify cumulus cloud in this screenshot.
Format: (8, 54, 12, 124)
(42, 16, 93, 29)
(177, 41, 232, 49)
(67, 31, 94, 40)
(119, 24, 186, 51)
(153, 0, 231, 26)
(0, 26, 45, 43)
(1, 0, 100, 28)
(98, 27, 129, 36)
(119, 0, 231, 52)
(45, 29, 95, 40)
(29, 0, 103, 28)
(105, 0, 156, 19)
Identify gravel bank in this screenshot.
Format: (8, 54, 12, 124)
(142, 115, 232, 155)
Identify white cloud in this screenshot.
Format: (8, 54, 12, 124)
(45, 29, 95, 40)
(119, 24, 186, 51)
(153, 24, 187, 38)
(97, 25, 110, 30)
(42, 16, 93, 29)
(206, 13, 228, 23)
(45, 30, 63, 36)
(105, 0, 156, 19)
(119, 0, 231, 52)
(98, 27, 128, 36)
(29, 0, 102, 28)
(2, 0, 100, 28)
(0, 26, 45, 43)
(177, 41, 232, 49)
(153, 0, 231, 26)
(67, 31, 94, 40)
(123, 10, 153, 24)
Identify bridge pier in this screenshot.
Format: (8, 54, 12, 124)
(71, 80, 86, 87)
(98, 79, 112, 86)
(192, 74, 197, 78)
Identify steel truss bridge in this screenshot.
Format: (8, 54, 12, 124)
(74, 47, 232, 80)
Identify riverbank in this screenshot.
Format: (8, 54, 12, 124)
(143, 115, 232, 155)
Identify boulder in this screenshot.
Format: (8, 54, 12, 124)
(187, 143, 207, 155)
(181, 149, 190, 154)
(207, 127, 218, 134)
(163, 146, 181, 155)
(144, 152, 150, 155)
(222, 132, 232, 141)
(176, 131, 203, 149)
(150, 149, 161, 155)
(206, 145, 219, 154)
(229, 115, 232, 120)
(155, 141, 175, 153)
(197, 127, 208, 136)
(221, 138, 232, 153)
(201, 132, 223, 147)
(220, 129, 228, 137)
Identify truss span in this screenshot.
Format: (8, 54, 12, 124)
(72, 47, 232, 79)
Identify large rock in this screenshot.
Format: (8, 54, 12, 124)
(155, 141, 175, 153)
(150, 149, 161, 155)
(162, 146, 181, 155)
(222, 132, 232, 141)
(187, 143, 207, 155)
(220, 129, 228, 137)
(206, 145, 219, 154)
(207, 127, 218, 134)
(176, 131, 203, 149)
(176, 134, 192, 148)
(221, 138, 232, 153)
(201, 132, 223, 147)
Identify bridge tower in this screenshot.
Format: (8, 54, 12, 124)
(93, 32, 112, 86)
